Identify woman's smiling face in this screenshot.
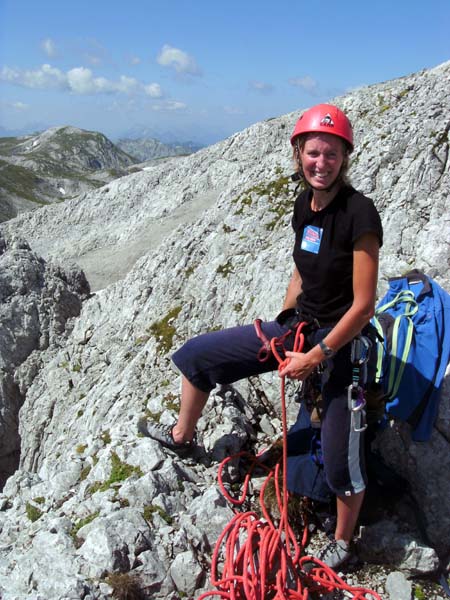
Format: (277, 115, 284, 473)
(299, 132, 346, 191)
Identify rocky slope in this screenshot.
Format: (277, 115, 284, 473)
(0, 126, 136, 222)
(0, 61, 449, 599)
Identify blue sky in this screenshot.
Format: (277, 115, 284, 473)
(1, 0, 449, 144)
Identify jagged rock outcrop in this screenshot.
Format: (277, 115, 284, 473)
(0, 62, 449, 599)
(0, 126, 136, 221)
(0, 233, 90, 488)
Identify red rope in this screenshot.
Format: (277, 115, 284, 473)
(198, 322, 381, 600)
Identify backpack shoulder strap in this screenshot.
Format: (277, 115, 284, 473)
(374, 290, 418, 398)
(372, 317, 385, 385)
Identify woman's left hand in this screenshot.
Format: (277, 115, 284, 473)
(278, 351, 316, 380)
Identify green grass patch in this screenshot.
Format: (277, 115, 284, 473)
(431, 128, 449, 151)
(80, 465, 91, 481)
(26, 502, 43, 522)
(0, 136, 23, 155)
(70, 510, 100, 543)
(104, 572, 144, 600)
(88, 452, 143, 494)
(414, 584, 426, 600)
(163, 392, 179, 412)
(148, 306, 182, 354)
(135, 335, 150, 346)
(141, 409, 163, 426)
(216, 260, 234, 277)
(143, 504, 174, 525)
(0, 159, 43, 203)
(230, 174, 295, 231)
(100, 430, 111, 445)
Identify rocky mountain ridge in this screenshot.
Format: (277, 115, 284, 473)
(0, 126, 136, 222)
(0, 61, 449, 599)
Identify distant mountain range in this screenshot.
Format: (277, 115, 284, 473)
(0, 126, 202, 223)
(115, 137, 203, 162)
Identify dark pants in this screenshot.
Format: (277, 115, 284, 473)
(172, 320, 290, 393)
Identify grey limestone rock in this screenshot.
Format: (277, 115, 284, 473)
(357, 520, 440, 574)
(0, 62, 449, 599)
(386, 571, 412, 600)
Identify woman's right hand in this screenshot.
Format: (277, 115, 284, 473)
(278, 350, 316, 381)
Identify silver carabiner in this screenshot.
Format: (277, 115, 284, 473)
(351, 335, 372, 364)
(352, 411, 368, 432)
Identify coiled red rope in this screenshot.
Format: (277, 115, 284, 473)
(198, 322, 381, 600)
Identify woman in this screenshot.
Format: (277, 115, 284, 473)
(139, 103, 383, 569)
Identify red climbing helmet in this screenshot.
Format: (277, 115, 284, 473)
(290, 103, 354, 151)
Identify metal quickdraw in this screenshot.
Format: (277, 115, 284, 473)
(348, 384, 367, 432)
(348, 334, 372, 432)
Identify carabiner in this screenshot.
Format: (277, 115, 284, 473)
(351, 335, 372, 365)
(348, 385, 368, 431)
(347, 384, 366, 412)
(352, 411, 368, 432)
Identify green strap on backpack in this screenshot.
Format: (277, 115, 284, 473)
(373, 290, 419, 399)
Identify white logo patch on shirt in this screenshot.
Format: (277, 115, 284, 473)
(301, 225, 323, 254)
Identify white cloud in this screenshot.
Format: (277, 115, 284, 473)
(166, 101, 186, 110)
(129, 55, 141, 65)
(85, 54, 102, 66)
(67, 67, 101, 94)
(151, 100, 187, 111)
(249, 80, 274, 94)
(157, 44, 201, 76)
(0, 100, 30, 111)
(12, 101, 29, 111)
(288, 75, 319, 95)
(1, 64, 67, 90)
(116, 75, 141, 94)
(224, 106, 244, 115)
(82, 39, 110, 67)
(0, 64, 164, 98)
(144, 83, 163, 98)
(41, 38, 57, 58)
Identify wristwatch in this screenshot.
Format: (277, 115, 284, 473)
(319, 340, 335, 358)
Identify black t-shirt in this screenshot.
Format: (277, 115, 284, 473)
(291, 185, 383, 326)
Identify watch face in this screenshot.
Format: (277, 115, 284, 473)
(320, 340, 333, 357)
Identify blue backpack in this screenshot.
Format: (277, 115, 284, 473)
(371, 270, 450, 441)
